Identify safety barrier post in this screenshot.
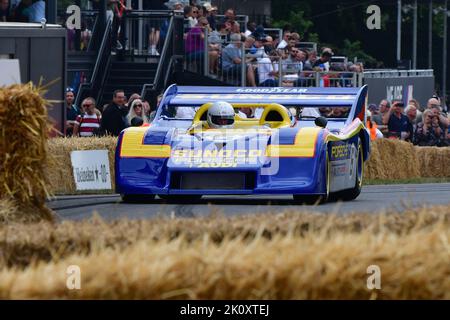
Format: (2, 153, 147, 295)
(315, 72, 320, 87)
(278, 59, 283, 87)
(204, 28, 209, 76)
(241, 45, 246, 87)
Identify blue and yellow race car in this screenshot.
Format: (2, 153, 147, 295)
(115, 85, 370, 204)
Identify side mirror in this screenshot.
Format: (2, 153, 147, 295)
(131, 116, 144, 127)
(314, 116, 328, 128)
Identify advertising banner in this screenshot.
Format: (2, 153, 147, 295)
(364, 75, 435, 107)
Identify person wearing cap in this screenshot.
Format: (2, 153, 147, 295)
(206, 4, 218, 30)
(65, 87, 80, 137)
(222, 33, 256, 86)
(382, 99, 413, 141)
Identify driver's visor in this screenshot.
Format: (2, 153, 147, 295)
(211, 115, 234, 126)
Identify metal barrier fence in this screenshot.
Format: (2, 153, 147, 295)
(253, 60, 363, 88)
(263, 28, 282, 43)
(120, 10, 172, 56)
(296, 42, 317, 53)
(183, 27, 363, 88)
(364, 69, 434, 78)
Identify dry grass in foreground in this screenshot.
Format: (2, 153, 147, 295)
(0, 205, 449, 299)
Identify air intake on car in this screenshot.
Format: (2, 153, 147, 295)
(170, 172, 256, 190)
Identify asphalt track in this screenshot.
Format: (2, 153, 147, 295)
(48, 183, 450, 221)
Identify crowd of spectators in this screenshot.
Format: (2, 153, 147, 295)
(65, 87, 155, 137)
(66, 82, 450, 149)
(180, 1, 364, 87)
(366, 96, 450, 147)
(0, 0, 45, 23)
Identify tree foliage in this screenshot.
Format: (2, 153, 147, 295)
(270, 0, 448, 71)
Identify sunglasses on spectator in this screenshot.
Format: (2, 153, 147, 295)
(83, 103, 93, 107)
(134, 104, 143, 107)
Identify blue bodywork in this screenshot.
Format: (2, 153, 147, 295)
(115, 86, 370, 198)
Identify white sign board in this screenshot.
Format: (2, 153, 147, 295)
(70, 150, 112, 190)
(0, 59, 21, 86)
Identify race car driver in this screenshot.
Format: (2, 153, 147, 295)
(206, 101, 235, 129)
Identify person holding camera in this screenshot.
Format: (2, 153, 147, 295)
(413, 109, 448, 146)
(382, 100, 413, 141)
(426, 97, 449, 128)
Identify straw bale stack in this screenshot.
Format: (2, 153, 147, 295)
(0, 84, 54, 222)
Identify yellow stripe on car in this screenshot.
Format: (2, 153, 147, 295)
(120, 128, 171, 158)
(267, 127, 321, 158)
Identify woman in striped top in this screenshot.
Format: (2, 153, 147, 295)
(73, 97, 101, 137)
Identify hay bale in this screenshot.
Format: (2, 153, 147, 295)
(46, 137, 117, 194)
(365, 139, 421, 180)
(0, 205, 448, 299)
(415, 146, 450, 178)
(0, 84, 54, 222)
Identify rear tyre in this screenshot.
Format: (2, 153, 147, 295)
(334, 141, 363, 201)
(293, 148, 330, 205)
(121, 194, 155, 203)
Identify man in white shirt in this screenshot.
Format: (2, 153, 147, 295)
(277, 31, 291, 50)
(257, 57, 279, 87)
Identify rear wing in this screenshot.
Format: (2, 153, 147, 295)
(159, 85, 368, 124)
